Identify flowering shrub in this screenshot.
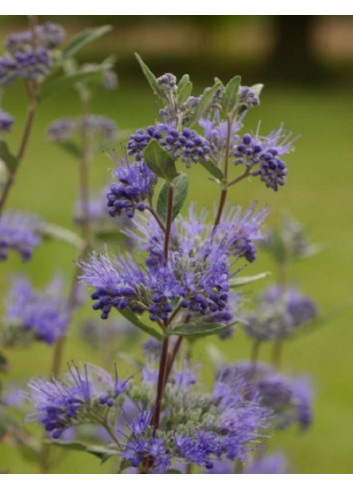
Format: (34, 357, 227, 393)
(0, 17, 322, 475)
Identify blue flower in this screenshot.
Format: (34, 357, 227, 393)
(0, 108, 14, 133)
(0, 211, 42, 262)
(216, 362, 314, 431)
(106, 156, 157, 219)
(128, 124, 210, 168)
(5, 22, 65, 53)
(0, 48, 52, 86)
(48, 115, 117, 146)
(27, 364, 128, 438)
(245, 285, 318, 341)
(4, 275, 69, 345)
(233, 126, 297, 191)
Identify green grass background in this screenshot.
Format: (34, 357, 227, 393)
(0, 73, 353, 473)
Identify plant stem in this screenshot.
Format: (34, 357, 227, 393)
(234, 458, 244, 474)
(0, 103, 37, 214)
(150, 184, 175, 437)
(163, 183, 174, 261)
(150, 334, 170, 435)
(164, 335, 183, 384)
(78, 95, 92, 248)
(272, 339, 283, 369)
(101, 421, 123, 450)
(0, 17, 38, 216)
(146, 205, 166, 233)
(212, 118, 232, 231)
(227, 167, 251, 187)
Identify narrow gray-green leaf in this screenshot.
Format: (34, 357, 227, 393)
(118, 459, 132, 473)
(119, 308, 162, 340)
(135, 53, 165, 100)
(62, 25, 112, 61)
(156, 172, 188, 222)
(199, 159, 224, 180)
(230, 272, 271, 288)
(177, 80, 193, 105)
(143, 139, 178, 182)
(178, 74, 190, 91)
(167, 322, 235, 338)
(38, 223, 84, 250)
(0, 141, 19, 171)
(188, 81, 222, 127)
(50, 440, 118, 462)
(222, 75, 241, 114)
(39, 68, 105, 100)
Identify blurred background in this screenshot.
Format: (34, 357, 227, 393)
(0, 15, 352, 474)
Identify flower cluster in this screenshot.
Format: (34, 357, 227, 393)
(0, 107, 14, 134)
(122, 359, 270, 472)
(261, 214, 317, 262)
(25, 353, 311, 473)
(0, 22, 65, 86)
(27, 364, 129, 438)
(233, 127, 295, 191)
(106, 157, 157, 218)
(238, 86, 261, 109)
(216, 362, 313, 431)
(80, 201, 268, 325)
(0, 48, 52, 86)
(128, 124, 210, 168)
(5, 22, 65, 53)
(0, 211, 42, 262)
(48, 115, 117, 146)
(244, 285, 318, 342)
(3, 276, 69, 345)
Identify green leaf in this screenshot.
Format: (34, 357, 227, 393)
(119, 308, 162, 340)
(62, 25, 112, 60)
(177, 80, 193, 105)
(156, 172, 188, 222)
(39, 68, 105, 101)
(56, 141, 81, 158)
(0, 141, 19, 172)
(199, 159, 224, 180)
(206, 344, 227, 370)
(38, 222, 84, 250)
(135, 53, 165, 100)
(177, 74, 190, 92)
(143, 139, 178, 182)
(167, 321, 235, 338)
(222, 75, 241, 114)
(94, 230, 126, 242)
(50, 440, 118, 462)
(188, 81, 222, 127)
(166, 468, 182, 474)
(230, 272, 271, 288)
(118, 459, 132, 474)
